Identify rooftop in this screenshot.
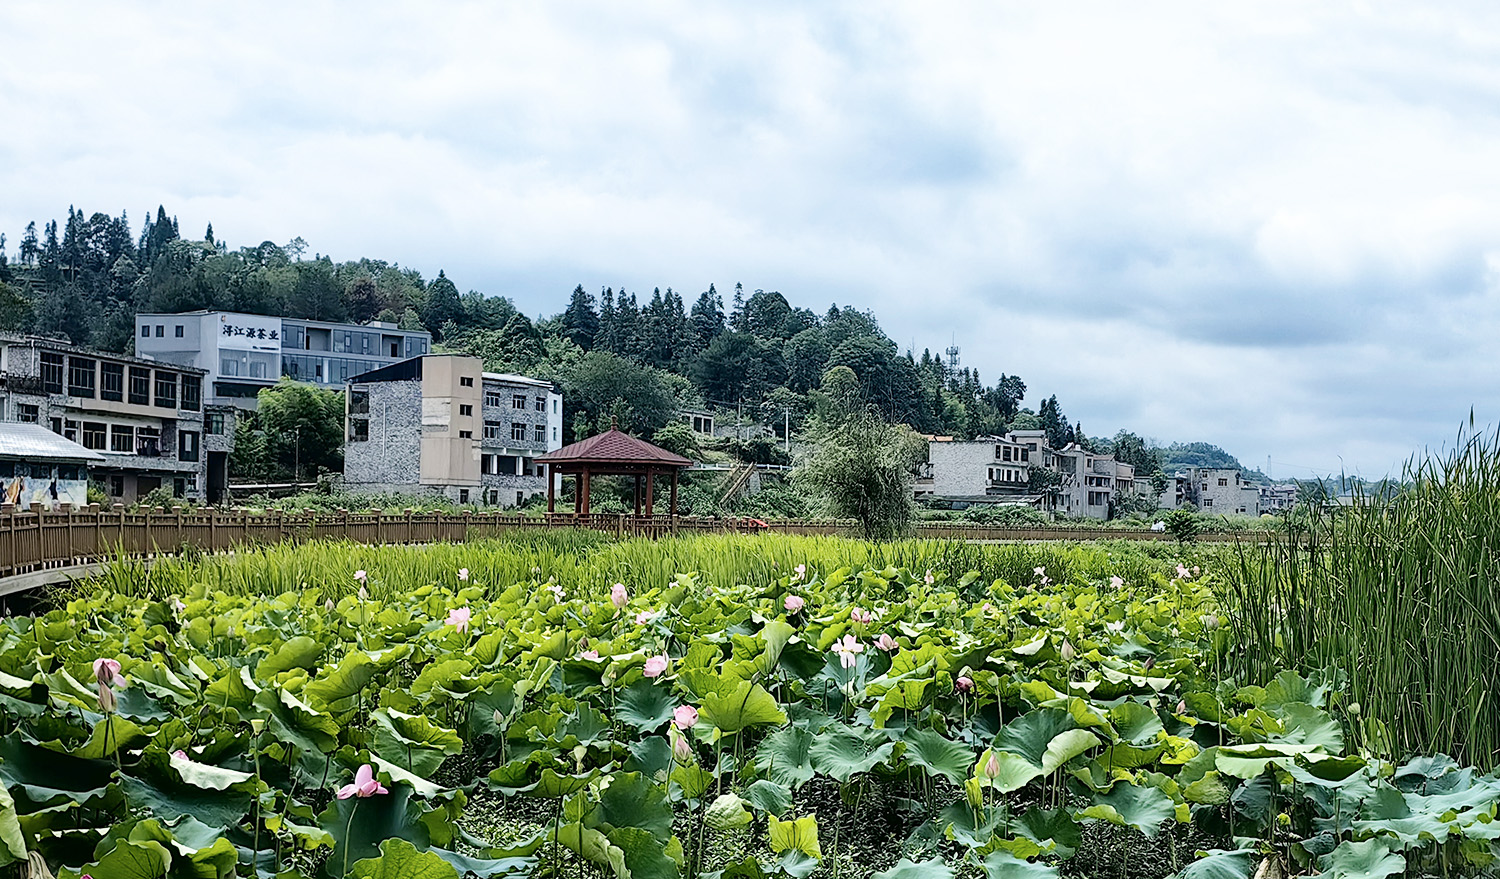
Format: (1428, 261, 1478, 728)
(0, 334, 207, 375)
(0, 422, 106, 463)
(537, 428, 691, 468)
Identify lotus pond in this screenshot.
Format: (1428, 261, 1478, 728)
(1, 534, 1497, 879)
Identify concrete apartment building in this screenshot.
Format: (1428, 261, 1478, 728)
(922, 428, 1147, 519)
(1179, 467, 1260, 515)
(0, 335, 234, 502)
(343, 354, 562, 506)
(135, 311, 432, 408)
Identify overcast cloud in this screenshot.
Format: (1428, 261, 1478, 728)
(4, 2, 1499, 478)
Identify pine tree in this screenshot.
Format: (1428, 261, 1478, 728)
(19, 222, 38, 267)
(690, 286, 726, 347)
(560, 284, 600, 350)
(595, 287, 618, 352)
(205, 223, 215, 245)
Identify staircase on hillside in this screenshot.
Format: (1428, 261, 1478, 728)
(718, 462, 757, 507)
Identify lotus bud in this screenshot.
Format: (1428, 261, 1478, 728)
(1059, 640, 1076, 662)
(1143, 656, 1156, 671)
(1175, 699, 1187, 715)
(324, 598, 335, 612)
(671, 728, 693, 762)
(955, 675, 973, 693)
(1348, 702, 1361, 717)
(93, 658, 121, 685)
(1200, 614, 1221, 631)
(493, 709, 506, 727)
(97, 682, 116, 714)
(357, 585, 369, 601)
(611, 583, 629, 608)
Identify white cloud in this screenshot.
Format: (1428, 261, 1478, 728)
(4, 1, 1500, 476)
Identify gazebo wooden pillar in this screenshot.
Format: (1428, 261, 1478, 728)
(537, 424, 692, 520)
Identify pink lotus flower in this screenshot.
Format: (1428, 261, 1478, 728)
(354, 570, 367, 583)
(171, 597, 186, 613)
(784, 595, 805, 613)
(171, 749, 189, 760)
(336, 764, 388, 799)
(611, 583, 629, 608)
(643, 655, 669, 678)
(874, 633, 899, 652)
(93, 658, 121, 685)
(458, 568, 470, 581)
(955, 675, 973, 692)
(548, 583, 566, 601)
(445, 607, 472, 633)
(1034, 566, 1051, 586)
(979, 751, 1001, 780)
(635, 609, 659, 626)
(924, 570, 935, 586)
(673, 705, 699, 729)
(981, 602, 994, 614)
(1175, 564, 1191, 580)
(579, 649, 601, 661)
(831, 634, 864, 669)
(851, 607, 874, 625)
(1110, 575, 1125, 589)
(792, 563, 806, 581)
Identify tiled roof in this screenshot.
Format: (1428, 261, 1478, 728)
(536, 428, 692, 467)
(0, 422, 106, 462)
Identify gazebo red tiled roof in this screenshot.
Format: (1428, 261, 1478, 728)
(538, 426, 691, 517)
(536, 428, 692, 468)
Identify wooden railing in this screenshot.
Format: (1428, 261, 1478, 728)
(0, 504, 1270, 583)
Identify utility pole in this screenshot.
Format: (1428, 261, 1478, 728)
(784, 409, 790, 453)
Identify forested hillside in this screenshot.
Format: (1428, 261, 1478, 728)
(0, 205, 1213, 475)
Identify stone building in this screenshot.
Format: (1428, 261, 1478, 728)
(0, 335, 234, 502)
(343, 354, 562, 505)
(1184, 467, 1260, 515)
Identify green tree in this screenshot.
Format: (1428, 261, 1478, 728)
(559, 351, 677, 440)
(560, 284, 600, 350)
(797, 403, 924, 540)
(782, 328, 830, 393)
(421, 271, 462, 338)
(256, 381, 345, 480)
(649, 421, 701, 459)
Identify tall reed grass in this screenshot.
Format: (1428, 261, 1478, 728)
(1223, 426, 1500, 768)
(65, 529, 1200, 608)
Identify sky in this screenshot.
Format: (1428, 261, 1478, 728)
(4, 2, 1500, 479)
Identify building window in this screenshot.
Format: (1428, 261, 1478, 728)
(460, 376, 474, 387)
(485, 391, 501, 407)
(553, 426, 558, 441)
(459, 489, 470, 504)
(128, 367, 151, 405)
(516, 491, 525, 507)
(535, 397, 545, 412)
(206, 412, 225, 435)
(481, 454, 493, 474)
(484, 421, 501, 440)
(179, 431, 200, 463)
(173, 477, 186, 497)
(140, 325, 150, 338)
(137, 427, 160, 456)
(175, 325, 184, 338)
(111, 425, 135, 452)
(109, 474, 124, 496)
(16, 404, 38, 424)
(182, 377, 201, 411)
(511, 422, 527, 441)
(512, 394, 526, 409)
(1204, 498, 1214, 507)
(534, 424, 545, 442)
(62, 419, 78, 442)
(67, 357, 96, 397)
(459, 430, 473, 439)
(459, 404, 473, 416)
(348, 419, 369, 442)
(49, 417, 62, 435)
(154, 372, 177, 408)
(101, 362, 124, 401)
(1218, 478, 1228, 486)
(156, 325, 165, 337)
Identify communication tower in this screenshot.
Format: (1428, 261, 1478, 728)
(945, 343, 960, 371)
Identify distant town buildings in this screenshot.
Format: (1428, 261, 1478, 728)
(135, 311, 432, 408)
(342, 354, 561, 506)
(0, 335, 234, 503)
(921, 432, 1286, 520)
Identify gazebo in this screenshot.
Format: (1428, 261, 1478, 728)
(537, 425, 693, 517)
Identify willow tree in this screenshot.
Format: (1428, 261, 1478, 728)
(796, 366, 925, 540)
